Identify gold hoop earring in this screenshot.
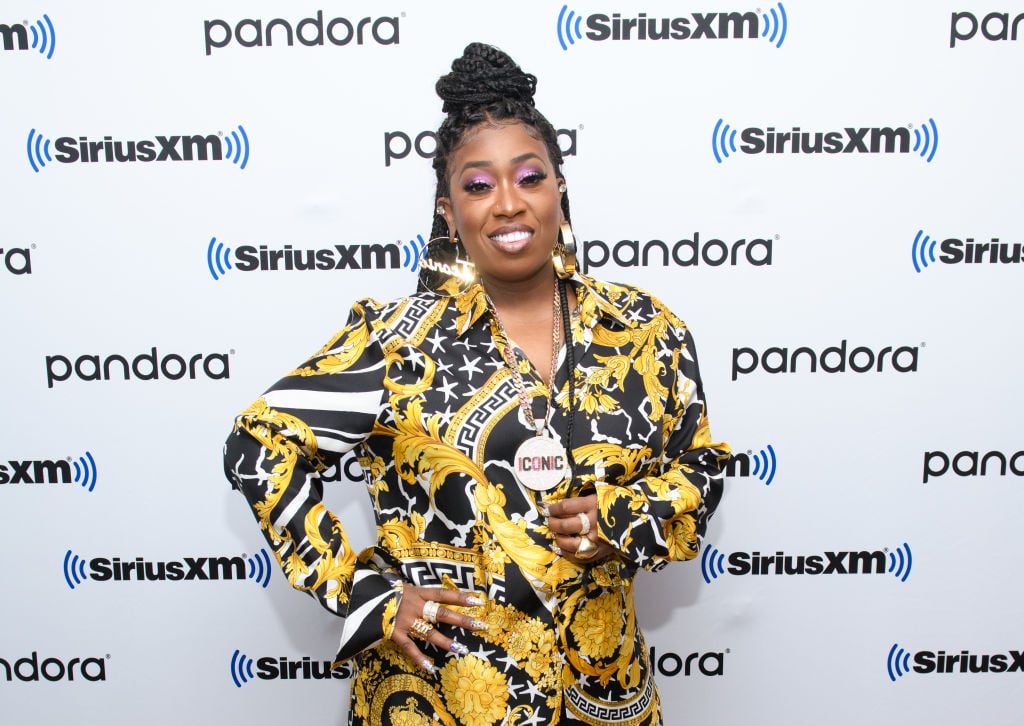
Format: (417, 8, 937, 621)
(552, 220, 577, 279)
(420, 232, 477, 291)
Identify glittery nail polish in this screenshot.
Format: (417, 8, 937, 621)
(449, 640, 470, 656)
(421, 660, 436, 673)
(465, 595, 485, 606)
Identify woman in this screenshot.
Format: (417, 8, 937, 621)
(224, 43, 729, 726)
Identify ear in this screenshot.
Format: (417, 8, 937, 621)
(436, 197, 455, 236)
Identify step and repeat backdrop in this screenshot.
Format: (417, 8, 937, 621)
(2, 2, 1021, 724)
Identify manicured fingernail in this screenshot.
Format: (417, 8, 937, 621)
(552, 545, 562, 556)
(540, 503, 550, 517)
(422, 660, 436, 673)
(465, 595, 485, 606)
(449, 640, 470, 656)
(469, 619, 489, 631)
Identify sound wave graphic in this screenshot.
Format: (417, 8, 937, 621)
(223, 125, 250, 169)
(401, 234, 426, 272)
(887, 542, 913, 582)
(26, 129, 52, 172)
(887, 643, 912, 681)
(711, 119, 738, 164)
(700, 544, 726, 584)
(911, 230, 937, 273)
(63, 549, 89, 590)
(247, 549, 272, 588)
(761, 3, 788, 48)
(912, 119, 939, 163)
(556, 5, 584, 51)
(750, 444, 777, 486)
(230, 649, 256, 688)
(207, 237, 232, 280)
(29, 15, 57, 60)
(72, 451, 98, 492)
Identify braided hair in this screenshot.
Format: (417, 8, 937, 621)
(417, 43, 571, 292)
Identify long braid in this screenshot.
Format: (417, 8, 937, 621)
(417, 43, 572, 293)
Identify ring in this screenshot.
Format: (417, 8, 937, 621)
(422, 600, 441, 624)
(575, 535, 598, 560)
(410, 618, 435, 639)
(576, 512, 591, 536)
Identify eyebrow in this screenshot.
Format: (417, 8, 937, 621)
(457, 152, 544, 175)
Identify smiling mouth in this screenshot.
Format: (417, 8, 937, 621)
(489, 229, 532, 244)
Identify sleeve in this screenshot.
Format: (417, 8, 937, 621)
(222, 300, 402, 660)
(593, 322, 730, 572)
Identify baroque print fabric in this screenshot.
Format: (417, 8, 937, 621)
(223, 274, 729, 726)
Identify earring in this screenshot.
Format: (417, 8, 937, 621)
(435, 205, 444, 216)
(552, 220, 577, 279)
(558, 182, 567, 193)
(420, 232, 477, 291)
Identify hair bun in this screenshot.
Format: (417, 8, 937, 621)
(436, 42, 537, 113)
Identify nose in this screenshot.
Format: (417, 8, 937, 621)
(492, 181, 525, 217)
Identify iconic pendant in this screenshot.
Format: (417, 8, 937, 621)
(514, 434, 569, 491)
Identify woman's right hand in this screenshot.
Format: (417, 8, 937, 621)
(388, 584, 489, 673)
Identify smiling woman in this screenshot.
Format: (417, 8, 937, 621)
(224, 42, 729, 726)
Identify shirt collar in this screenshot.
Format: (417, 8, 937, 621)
(570, 274, 635, 330)
(449, 273, 635, 338)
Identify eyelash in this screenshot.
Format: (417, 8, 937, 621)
(462, 170, 548, 193)
(518, 170, 547, 185)
(463, 179, 492, 193)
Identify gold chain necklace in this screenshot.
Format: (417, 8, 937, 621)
(486, 282, 569, 492)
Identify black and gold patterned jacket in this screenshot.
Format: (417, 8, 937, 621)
(223, 273, 729, 726)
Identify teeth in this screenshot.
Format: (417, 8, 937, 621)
(490, 230, 531, 243)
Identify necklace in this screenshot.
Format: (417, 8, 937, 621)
(486, 282, 569, 492)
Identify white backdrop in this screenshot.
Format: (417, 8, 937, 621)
(2, 2, 1022, 724)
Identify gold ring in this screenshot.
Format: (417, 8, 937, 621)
(575, 535, 598, 560)
(422, 600, 441, 624)
(576, 512, 591, 536)
(410, 618, 435, 639)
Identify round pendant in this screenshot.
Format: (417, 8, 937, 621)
(514, 435, 569, 492)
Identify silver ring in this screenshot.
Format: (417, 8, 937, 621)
(575, 535, 598, 559)
(576, 512, 591, 537)
(422, 600, 441, 624)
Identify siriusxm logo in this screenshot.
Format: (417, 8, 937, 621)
(26, 126, 250, 172)
(63, 548, 272, 589)
(888, 643, 1024, 680)
(648, 647, 724, 677)
(712, 119, 939, 163)
(2, 246, 32, 275)
(384, 128, 577, 167)
(0, 14, 56, 58)
(230, 650, 352, 687)
(0, 452, 98, 491)
(912, 230, 1022, 272)
(580, 233, 773, 273)
(725, 445, 778, 486)
(701, 542, 913, 583)
(950, 11, 1024, 47)
(923, 448, 1024, 483)
(556, 3, 787, 50)
(45, 347, 232, 388)
(1, 652, 106, 683)
(731, 340, 921, 381)
(204, 11, 399, 56)
(205, 236, 422, 280)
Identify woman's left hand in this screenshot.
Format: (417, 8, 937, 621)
(546, 494, 615, 565)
